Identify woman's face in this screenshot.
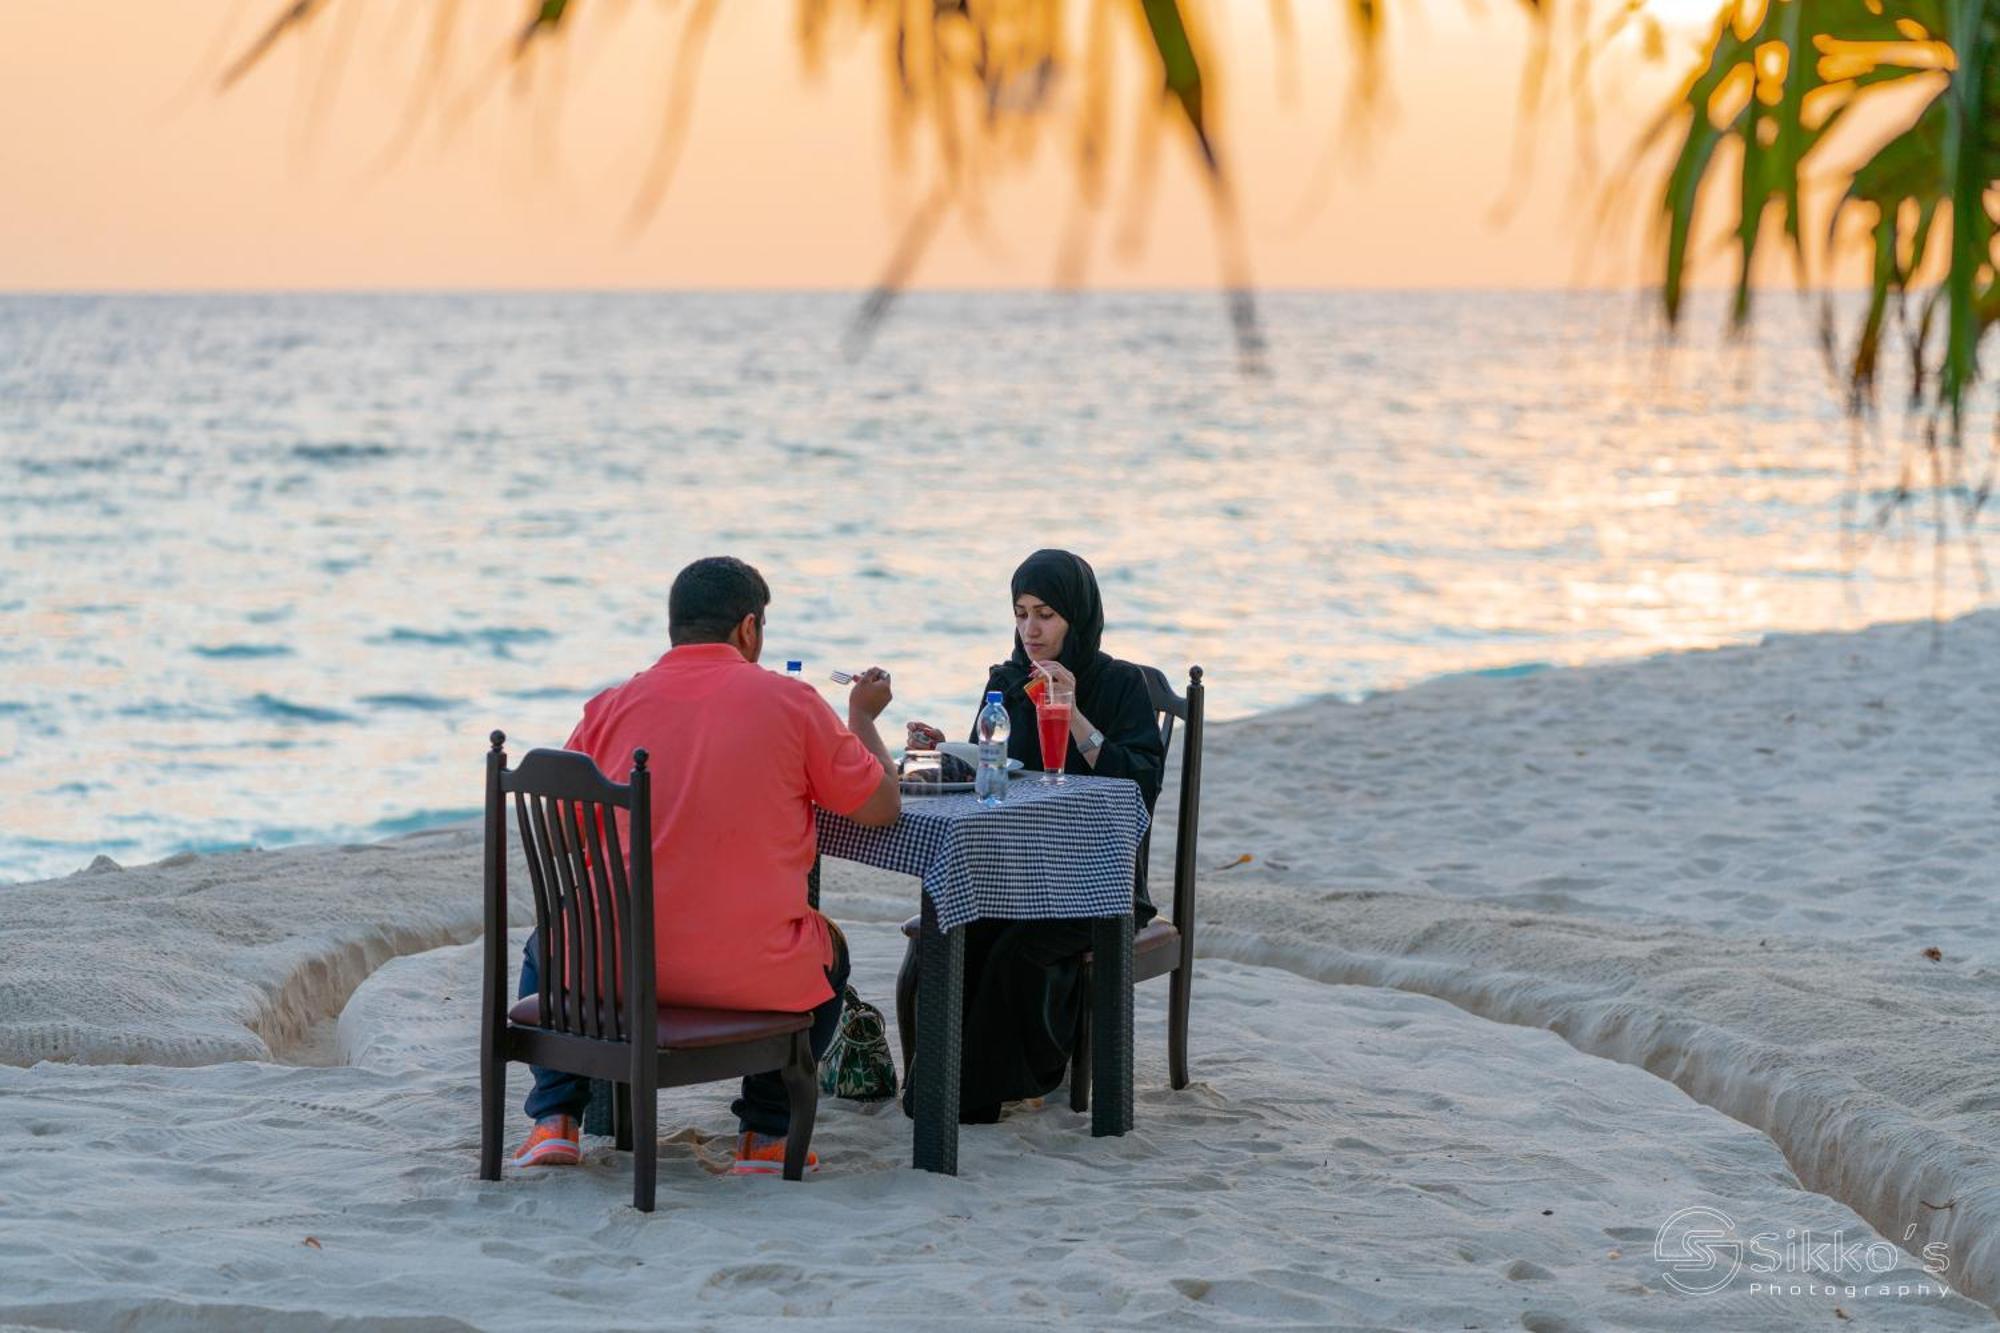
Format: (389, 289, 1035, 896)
(1015, 594, 1068, 662)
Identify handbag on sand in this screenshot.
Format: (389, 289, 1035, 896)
(818, 986, 899, 1102)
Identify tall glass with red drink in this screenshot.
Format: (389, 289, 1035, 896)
(1035, 676, 1074, 784)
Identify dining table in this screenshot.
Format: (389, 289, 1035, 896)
(815, 770, 1151, 1174)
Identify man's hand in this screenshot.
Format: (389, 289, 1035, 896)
(906, 720, 947, 750)
(843, 668, 901, 827)
(847, 666, 893, 721)
(843, 667, 898, 781)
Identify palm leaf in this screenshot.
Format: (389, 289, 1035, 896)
(1657, 0, 1996, 438)
(218, 0, 330, 90)
(1936, 0, 1997, 424)
(1136, 0, 1215, 171)
(513, 0, 572, 60)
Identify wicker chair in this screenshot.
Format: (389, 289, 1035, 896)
(892, 664, 1206, 1105)
(477, 733, 819, 1210)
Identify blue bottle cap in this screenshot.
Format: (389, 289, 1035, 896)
(986, 691, 1004, 703)
(786, 660, 803, 672)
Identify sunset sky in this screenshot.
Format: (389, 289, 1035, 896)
(3, 1, 1749, 291)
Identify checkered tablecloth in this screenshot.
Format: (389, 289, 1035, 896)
(816, 773, 1149, 931)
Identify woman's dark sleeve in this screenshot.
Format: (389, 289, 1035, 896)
(1086, 665, 1165, 811)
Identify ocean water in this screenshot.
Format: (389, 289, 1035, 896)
(2, 290, 1991, 884)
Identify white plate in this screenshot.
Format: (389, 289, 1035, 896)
(901, 779, 977, 795)
(898, 757, 1024, 795)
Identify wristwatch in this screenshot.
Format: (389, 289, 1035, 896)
(1083, 728, 1105, 754)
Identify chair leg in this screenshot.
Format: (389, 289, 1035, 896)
(894, 933, 919, 1089)
(780, 1031, 819, 1183)
(1069, 973, 1092, 1114)
(613, 1081, 633, 1152)
(584, 1078, 614, 1138)
(633, 1067, 657, 1213)
(1168, 959, 1193, 1091)
(478, 1049, 504, 1181)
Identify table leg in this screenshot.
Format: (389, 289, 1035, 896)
(1089, 913, 1134, 1137)
(913, 893, 963, 1174)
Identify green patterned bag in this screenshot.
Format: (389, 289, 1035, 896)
(818, 985, 898, 1102)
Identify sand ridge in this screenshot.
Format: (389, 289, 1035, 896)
(0, 825, 523, 1068)
(3, 923, 1982, 1329)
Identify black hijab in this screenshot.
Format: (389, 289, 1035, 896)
(1002, 548, 1111, 690)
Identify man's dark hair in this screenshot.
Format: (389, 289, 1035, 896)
(669, 556, 771, 645)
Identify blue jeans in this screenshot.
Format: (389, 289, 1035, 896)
(519, 925, 851, 1137)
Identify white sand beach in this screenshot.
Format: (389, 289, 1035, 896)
(6, 611, 2000, 1328)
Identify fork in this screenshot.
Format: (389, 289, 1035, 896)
(827, 669, 857, 685)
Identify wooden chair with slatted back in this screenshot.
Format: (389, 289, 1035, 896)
(477, 732, 819, 1210)
(1066, 664, 1204, 1108)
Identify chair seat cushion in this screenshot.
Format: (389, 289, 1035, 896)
(1087, 919, 1180, 965)
(898, 913, 1179, 963)
(508, 995, 811, 1049)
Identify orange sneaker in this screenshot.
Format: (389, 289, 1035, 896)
(510, 1114, 580, 1168)
(730, 1130, 819, 1177)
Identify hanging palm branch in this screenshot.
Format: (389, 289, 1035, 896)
(1650, 0, 1997, 439)
(214, 0, 1994, 429)
(219, 0, 1389, 370)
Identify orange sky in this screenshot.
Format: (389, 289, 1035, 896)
(1, 1, 1731, 291)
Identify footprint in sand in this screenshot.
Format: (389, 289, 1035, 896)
(1520, 1313, 1585, 1333)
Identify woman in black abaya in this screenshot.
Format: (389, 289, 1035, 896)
(906, 549, 1165, 1121)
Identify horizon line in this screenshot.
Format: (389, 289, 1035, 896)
(0, 282, 1878, 299)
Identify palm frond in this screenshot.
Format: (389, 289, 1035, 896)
(1656, 0, 1997, 435)
(211, 0, 2000, 419)
(218, 0, 330, 90)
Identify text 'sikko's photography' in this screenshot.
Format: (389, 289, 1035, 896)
(5, 2, 2000, 1330)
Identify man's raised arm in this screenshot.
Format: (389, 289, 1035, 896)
(842, 667, 902, 828)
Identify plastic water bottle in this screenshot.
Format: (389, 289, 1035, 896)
(785, 659, 804, 681)
(976, 691, 1011, 807)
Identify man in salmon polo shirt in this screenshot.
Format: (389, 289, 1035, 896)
(510, 555, 901, 1176)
